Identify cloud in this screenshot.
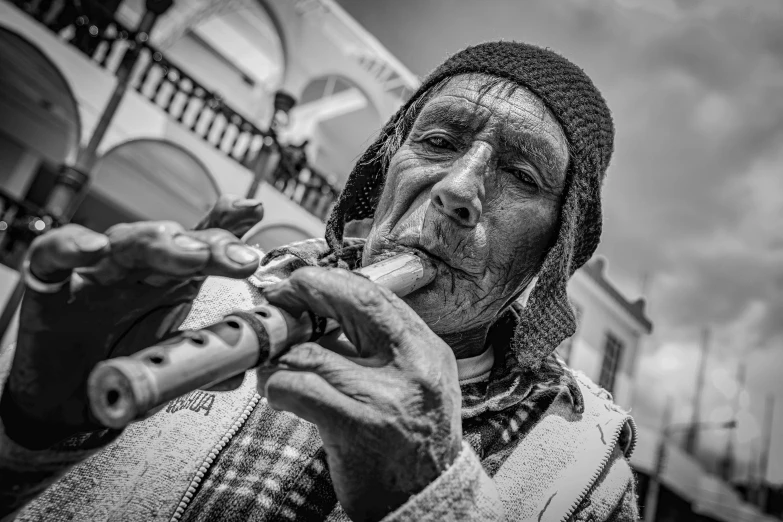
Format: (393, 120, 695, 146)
(336, 0, 783, 480)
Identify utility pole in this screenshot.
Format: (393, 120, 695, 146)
(747, 442, 760, 505)
(644, 396, 674, 522)
(639, 271, 651, 297)
(720, 361, 746, 481)
(684, 327, 710, 456)
(757, 394, 775, 511)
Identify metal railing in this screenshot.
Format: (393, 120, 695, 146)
(14, 0, 341, 222)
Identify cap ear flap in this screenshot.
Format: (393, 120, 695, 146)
(512, 276, 576, 371)
(325, 124, 396, 255)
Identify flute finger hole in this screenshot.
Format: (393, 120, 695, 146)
(188, 333, 206, 346)
(106, 390, 120, 405)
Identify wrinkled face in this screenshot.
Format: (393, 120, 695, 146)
(362, 74, 569, 349)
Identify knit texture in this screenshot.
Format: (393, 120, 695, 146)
(325, 41, 615, 369)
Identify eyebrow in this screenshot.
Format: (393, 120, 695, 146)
(414, 101, 568, 183)
(416, 102, 487, 133)
(500, 130, 568, 182)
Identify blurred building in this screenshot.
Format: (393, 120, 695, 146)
(557, 256, 653, 410)
(558, 258, 779, 521)
(0, 0, 419, 338)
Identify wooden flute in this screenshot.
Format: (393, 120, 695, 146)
(87, 253, 437, 429)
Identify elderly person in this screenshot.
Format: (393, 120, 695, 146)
(0, 42, 638, 521)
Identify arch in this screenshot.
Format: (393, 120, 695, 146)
(152, 0, 289, 77)
(291, 73, 383, 187)
(77, 138, 220, 231)
(0, 26, 82, 166)
(255, 0, 290, 85)
(151, 0, 287, 116)
(299, 73, 380, 113)
(242, 222, 312, 252)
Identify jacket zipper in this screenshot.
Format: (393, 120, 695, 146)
(558, 414, 638, 522)
(169, 393, 262, 522)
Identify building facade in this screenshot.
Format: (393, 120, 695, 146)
(558, 259, 778, 522)
(557, 256, 653, 411)
(0, 0, 420, 340)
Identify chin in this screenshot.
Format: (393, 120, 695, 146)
(400, 270, 477, 335)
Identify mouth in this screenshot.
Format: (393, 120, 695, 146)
(394, 239, 462, 274)
(406, 245, 450, 268)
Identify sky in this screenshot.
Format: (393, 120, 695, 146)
(336, 0, 783, 484)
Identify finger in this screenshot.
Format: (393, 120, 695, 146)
(273, 341, 368, 377)
(77, 221, 260, 287)
(263, 371, 360, 429)
(317, 328, 363, 359)
(194, 194, 264, 237)
(28, 224, 110, 283)
(88, 222, 259, 284)
(186, 228, 260, 278)
(259, 342, 367, 426)
(264, 267, 424, 358)
(84, 222, 209, 284)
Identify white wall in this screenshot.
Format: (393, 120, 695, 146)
(0, 2, 325, 241)
(565, 268, 646, 409)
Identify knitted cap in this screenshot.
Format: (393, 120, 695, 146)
(325, 41, 614, 369)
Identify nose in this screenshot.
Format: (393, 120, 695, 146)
(430, 142, 489, 227)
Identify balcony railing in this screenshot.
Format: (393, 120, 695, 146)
(13, 0, 340, 222)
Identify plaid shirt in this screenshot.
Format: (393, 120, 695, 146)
(182, 347, 581, 522)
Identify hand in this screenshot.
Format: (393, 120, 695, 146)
(0, 195, 264, 449)
(259, 268, 462, 522)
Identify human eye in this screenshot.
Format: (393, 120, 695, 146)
(505, 166, 540, 191)
(422, 135, 457, 151)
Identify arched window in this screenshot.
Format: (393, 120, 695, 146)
(0, 28, 81, 186)
(73, 139, 219, 231)
(136, 0, 287, 126)
(290, 74, 382, 188)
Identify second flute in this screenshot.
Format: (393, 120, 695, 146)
(87, 253, 436, 429)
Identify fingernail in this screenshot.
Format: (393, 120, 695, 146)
(226, 244, 259, 265)
(173, 235, 209, 251)
(232, 199, 263, 209)
(74, 234, 109, 252)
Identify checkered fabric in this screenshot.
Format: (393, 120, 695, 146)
(181, 354, 579, 522)
(180, 240, 584, 521)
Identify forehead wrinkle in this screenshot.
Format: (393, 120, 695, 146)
(415, 86, 568, 183)
(415, 96, 491, 133)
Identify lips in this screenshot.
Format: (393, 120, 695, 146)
(396, 238, 456, 271)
